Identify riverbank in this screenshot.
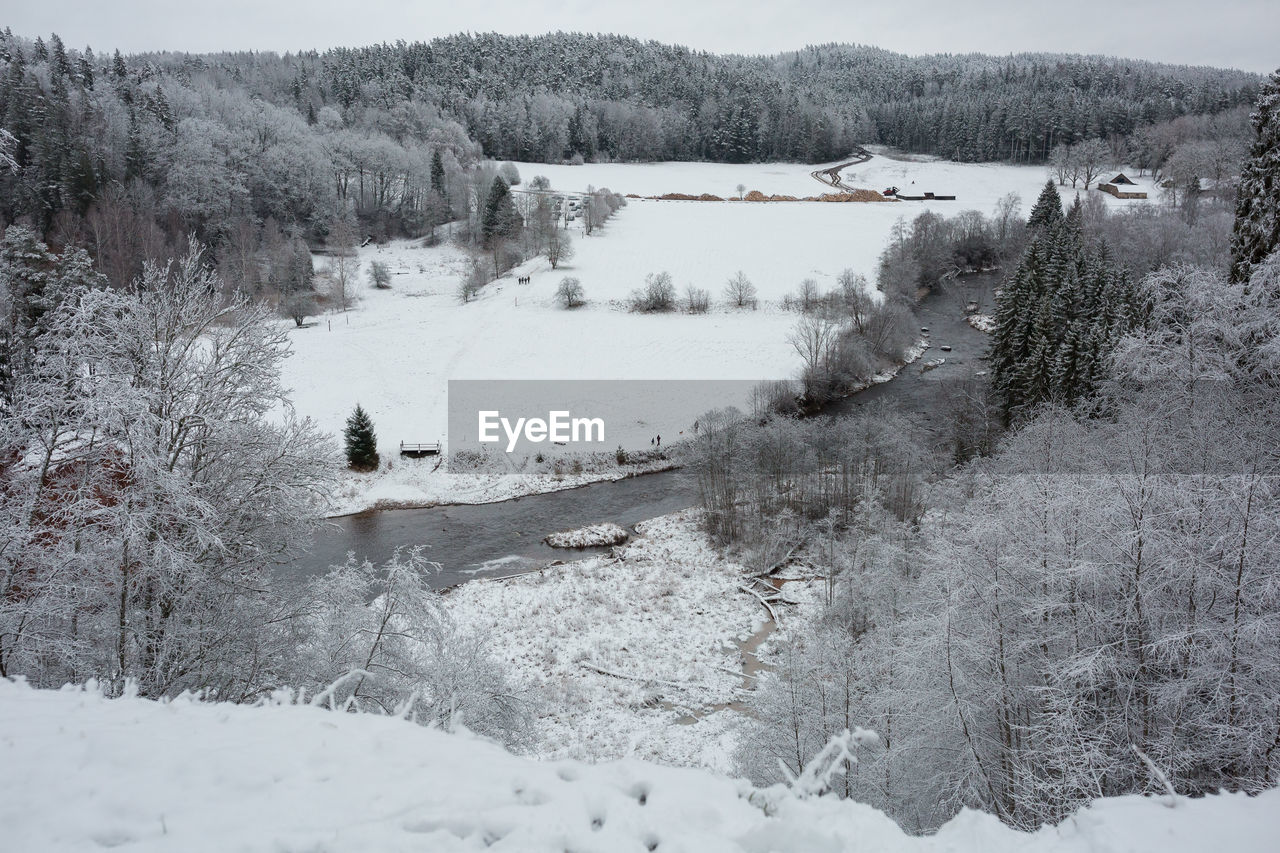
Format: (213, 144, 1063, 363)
(327, 450, 680, 517)
(444, 508, 823, 771)
(325, 335, 931, 519)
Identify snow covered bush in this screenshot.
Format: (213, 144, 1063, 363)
(292, 549, 534, 747)
(628, 271, 676, 312)
(543, 522, 628, 549)
(685, 285, 711, 313)
(367, 260, 392, 289)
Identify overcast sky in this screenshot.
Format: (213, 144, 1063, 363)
(5, 1, 1276, 74)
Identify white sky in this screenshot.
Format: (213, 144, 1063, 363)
(4, 0, 1276, 74)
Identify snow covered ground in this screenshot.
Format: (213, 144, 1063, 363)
(446, 510, 761, 771)
(3, 677, 1277, 853)
(283, 156, 1158, 514)
(508, 150, 1161, 213)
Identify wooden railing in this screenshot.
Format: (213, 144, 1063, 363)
(399, 441, 441, 456)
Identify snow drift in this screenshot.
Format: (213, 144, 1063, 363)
(2, 679, 1276, 852)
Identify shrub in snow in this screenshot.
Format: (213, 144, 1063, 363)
(685, 285, 711, 313)
(498, 161, 521, 186)
(367, 260, 392, 289)
(544, 522, 629, 549)
(629, 271, 676, 312)
(295, 548, 533, 747)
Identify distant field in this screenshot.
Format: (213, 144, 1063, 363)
(282, 156, 1158, 465)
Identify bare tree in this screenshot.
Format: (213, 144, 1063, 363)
(788, 313, 841, 402)
(1073, 138, 1112, 189)
(797, 278, 822, 313)
(723, 270, 758, 309)
(545, 228, 575, 269)
(327, 218, 359, 311)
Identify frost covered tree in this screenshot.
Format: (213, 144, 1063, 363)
(990, 203, 1137, 419)
(344, 404, 379, 471)
(293, 549, 532, 747)
(0, 227, 105, 403)
(741, 256, 1280, 831)
(0, 127, 17, 173)
(555, 277, 584, 308)
(1230, 70, 1280, 284)
(0, 239, 335, 695)
(544, 228, 574, 269)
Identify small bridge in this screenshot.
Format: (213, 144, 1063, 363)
(399, 441, 441, 458)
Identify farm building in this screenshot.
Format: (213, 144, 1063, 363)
(1097, 174, 1148, 199)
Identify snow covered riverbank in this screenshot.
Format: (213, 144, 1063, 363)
(445, 509, 768, 770)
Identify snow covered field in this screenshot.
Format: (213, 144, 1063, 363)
(282, 155, 1158, 513)
(509, 149, 1162, 213)
(3, 677, 1276, 853)
(446, 510, 763, 770)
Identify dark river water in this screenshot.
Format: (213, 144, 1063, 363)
(298, 468, 697, 588)
(296, 274, 995, 589)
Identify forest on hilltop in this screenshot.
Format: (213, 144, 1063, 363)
(0, 28, 1262, 267)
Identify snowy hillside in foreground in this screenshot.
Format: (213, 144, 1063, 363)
(2, 680, 1276, 853)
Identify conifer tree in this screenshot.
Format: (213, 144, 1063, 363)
(1027, 180, 1064, 231)
(344, 404, 380, 471)
(990, 208, 1135, 420)
(1229, 69, 1280, 285)
(430, 149, 446, 196)
(480, 176, 520, 247)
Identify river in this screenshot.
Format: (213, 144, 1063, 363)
(297, 273, 995, 588)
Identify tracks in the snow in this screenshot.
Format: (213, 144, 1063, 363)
(809, 145, 873, 192)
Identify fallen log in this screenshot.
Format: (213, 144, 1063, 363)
(740, 583, 779, 624)
(582, 663, 720, 692)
